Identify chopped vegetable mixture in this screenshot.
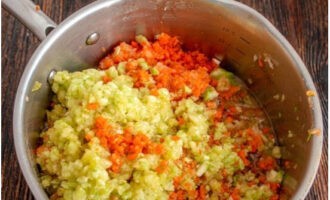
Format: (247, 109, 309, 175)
(36, 33, 283, 200)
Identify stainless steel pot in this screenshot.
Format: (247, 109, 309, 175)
(3, 0, 323, 199)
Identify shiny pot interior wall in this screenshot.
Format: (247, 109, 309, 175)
(17, 0, 322, 199)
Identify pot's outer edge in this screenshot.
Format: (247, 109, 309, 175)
(13, 0, 323, 199)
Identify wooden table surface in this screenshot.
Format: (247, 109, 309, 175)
(2, 0, 327, 199)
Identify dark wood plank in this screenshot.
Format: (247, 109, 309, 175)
(1, 8, 39, 200)
(1, 0, 327, 199)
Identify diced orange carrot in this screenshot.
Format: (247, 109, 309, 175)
(230, 188, 240, 200)
(220, 169, 227, 177)
(169, 192, 177, 200)
(35, 145, 48, 155)
(130, 69, 151, 88)
(177, 190, 185, 200)
(99, 57, 113, 69)
(127, 153, 139, 160)
(173, 176, 183, 188)
(183, 182, 192, 190)
(214, 106, 223, 122)
(177, 117, 185, 126)
(206, 101, 217, 109)
(150, 88, 159, 96)
(225, 116, 234, 123)
(221, 183, 230, 193)
(99, 137, 108, 148)
(94, 116, 107, 129)
(109, 153, 123, 173)
(237, 150, 250, 166)
(188, 190, 198, 199)
(35, 5, 41, 11)
(258, 174, 266, 183)
(268, 182, 280, 192)
(170, 190, 185, 200)
(208, 132, 220, 146)
(84, 132, 93, 142)
(284, 160, 291, 169)
(270, 194, 279, 200)
(153, 144, 164, 155)
(220, 86, 240, 100)
(87, 102, 99, 110)
(246, 128, 263, 152)
(93, 116, 166, 172)
(102, 75, 111, 83)
(258, 156, 276, 170)
(42, 134, 49, 142)
(131, 41, 139, 48)
(171, 135, 180, 141)
(111, 164, 121, 173)
(198, 185, 207, 200)
(228, 106, 237, 114)
(210, 79, 218, 87)
(262, 127, 270, 134)
(194, 176, 200, 183)
(155, 160, 168, 174)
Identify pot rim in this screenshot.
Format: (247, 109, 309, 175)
(13, 0, 323, 199)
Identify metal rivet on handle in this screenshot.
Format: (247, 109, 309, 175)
(86, 32, 100, 45)
(48, 69, 57, 85)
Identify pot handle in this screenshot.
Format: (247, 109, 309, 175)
(2, 0, 57, 40)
